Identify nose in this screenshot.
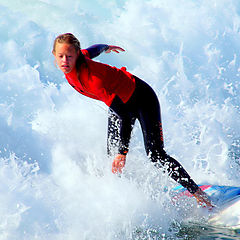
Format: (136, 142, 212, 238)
(62, 55, 68, 63)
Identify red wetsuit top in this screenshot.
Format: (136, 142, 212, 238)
(64, 49, 136, 106)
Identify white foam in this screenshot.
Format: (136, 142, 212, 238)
(0, 0, 240, 238)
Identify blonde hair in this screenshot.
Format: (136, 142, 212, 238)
(52, 33, 81, 54)
(53, 33, 87, 81)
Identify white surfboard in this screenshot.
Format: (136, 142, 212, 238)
(172, 185, 240, 229)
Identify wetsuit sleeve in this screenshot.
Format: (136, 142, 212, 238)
(108, 96, 135, 156)
(85, 44, 109, 59)
(107, 109, 133, 156)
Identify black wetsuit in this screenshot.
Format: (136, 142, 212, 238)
(108, 77, 199, 194)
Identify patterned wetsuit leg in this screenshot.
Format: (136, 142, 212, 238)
(133, 78, 199, 194)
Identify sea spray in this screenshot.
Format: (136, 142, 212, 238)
(0, 0, 240, 239)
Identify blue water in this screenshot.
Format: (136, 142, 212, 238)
(0, 0, 240, 239)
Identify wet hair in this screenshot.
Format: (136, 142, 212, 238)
(53, 33, 81, 53)
(53, 33, 87, 81)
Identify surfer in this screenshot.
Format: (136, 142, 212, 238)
(52, 33, 213, 209)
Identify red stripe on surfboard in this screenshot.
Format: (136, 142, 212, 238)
(199, 185, 212, 191)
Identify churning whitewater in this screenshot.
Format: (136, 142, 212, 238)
(0, 0, 240, 239)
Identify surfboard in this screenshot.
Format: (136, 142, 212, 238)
(171, 185, 240, 229)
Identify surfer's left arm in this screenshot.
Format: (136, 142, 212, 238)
(85, 44, 125, 59)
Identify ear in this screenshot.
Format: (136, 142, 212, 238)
(52, 50, 56, 56)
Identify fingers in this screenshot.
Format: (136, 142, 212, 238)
(112, 49, 120, 53)
(112, 159, 125, 174)
(112, 154, 126, 174)
(106, 45, 125, 54)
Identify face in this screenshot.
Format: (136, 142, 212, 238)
(53, 43, 79, 74)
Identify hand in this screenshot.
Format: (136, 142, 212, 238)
(105, 45, 125, 54)
(193, 188, 214, 210)
(112, 154, 126, 174)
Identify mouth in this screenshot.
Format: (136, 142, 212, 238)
(61, 64, 69, 68)
(61, 65, 70, 72)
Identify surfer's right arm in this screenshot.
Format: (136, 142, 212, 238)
(84, 44, 125, 59)
(112, 154, 126, 174)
